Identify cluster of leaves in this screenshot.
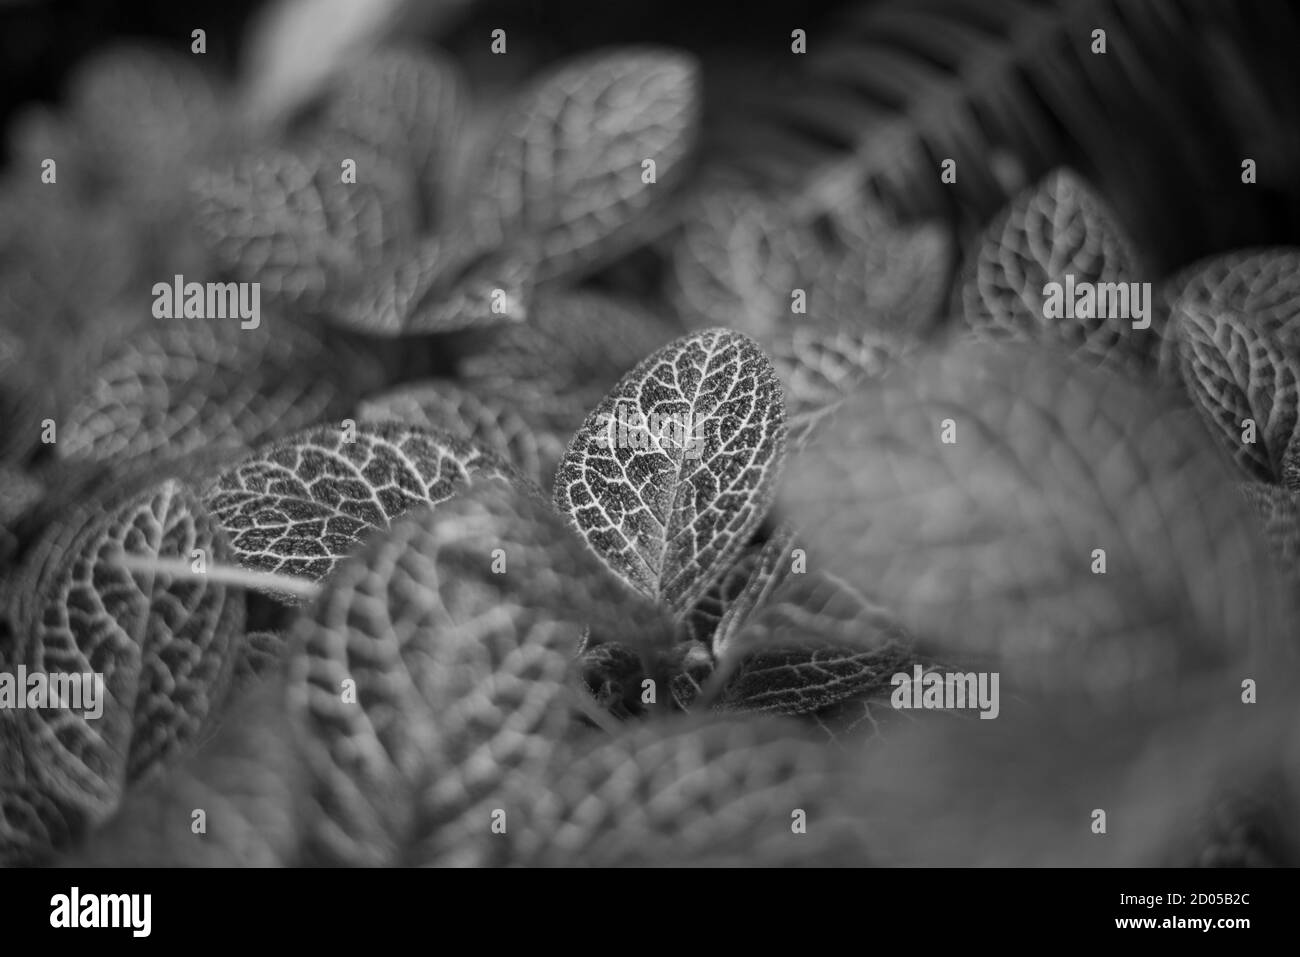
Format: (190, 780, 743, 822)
(3, 0, 1300, 868)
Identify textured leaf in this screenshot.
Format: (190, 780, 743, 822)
(1240, 482, 1300, 586)
(782, 340, 1293, 701)
(958, 169, 1152, 367)
(669, 185, 949, 413)
(4, 480, 244, 834)
(358, 379, 543, 484)
(203, 422, 518, 587)
(457, 291, 680, 482)
(0, 717, 78, 865)
(56, 316, 379, 467)
(192, 140, 418, 314)
(460, 289, 678, 397)
(554, 329, 786, 615)
(683, 526, 798, 652)
(1175, 300, 1300, 482)
(459, 48, 701, 282)
(286, 481, 671, 865)
(1167, 248, 1300, 339)
(1285, 437, 1300, 491)
(715, 574, 917, 722)
(326, 232, 532, 335)
(320, 46, 466, 223)
(671, 185, 951, 341)
(683, 528, 919, 725)
(500, 716, 865, 866)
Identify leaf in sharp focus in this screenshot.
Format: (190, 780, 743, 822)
(319, 46, 466, 224)
(682, 524, 796, 655)
(56, 316, 379, 468)
(715, 573, 918, 724)
(286, 481, 671, 866)
(554, 328, 786, 616)
(460, 48, 701, 282)
(6, 479, 244, 832)
(357, 379, 543, 484)
(958, 169, 1152, 369)
(502, 715, 865, 866)
(203, 421, 520, 588)
(781, 340, 1294, 704)
(1175, 300, 1300, 482)
(192, 140, 418, 313)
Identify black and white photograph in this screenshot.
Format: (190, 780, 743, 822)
(0, 0, 1296, 927)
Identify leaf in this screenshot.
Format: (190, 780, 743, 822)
(65, 45, 231, 206)
(957, 169, 1152, 367)
(67, 681, 307, 867)
(834, 669, 1300, 865)
(192, 139, 418, 313)
(56, 316, 379, 467)
(782, 340, 1294, 702)
(461, 289, 679, 397)
(458, 48, 701, 282)
(714, 574, 917, 723)
(319, 46, 466, 223)
(671, 185, 951, 340)
(458, 291, 680, 482)
(285, 480, 672, 865)
(0, 716, 79, 865)
(683, 528, 920, 726)
(1166, 247, 1300, 339)
(358, 379, 543, 483)
(554, 328, 786, 616)
(1174, 298, 1300, 482)
(578, 640, 647, 719)
(500, 715, 865, 866)
(669, 185, 947, 414)
(203, 421, 520, 588)
(1240, 482, 1300, 586)
(1285, 437, 1300, 491)
(4, 480, 244, 834)
(230, 629, 287, 701)
(325, 232, 532, 335)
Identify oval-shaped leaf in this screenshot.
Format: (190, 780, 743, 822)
(1175, 303, 1300, 482)
(56, 316, 379, 467)
(782, 340, 1293, 701)
(192, 139, 417, 313)
(287, 480, 671, 865)
(958, 169, 1152, 368)
(5, 479, 244, 834)
(203, 422, 519, 586)
(554, 328, 786, 615)
(459, 48, 701, 281)
(499, 716, 865, 866)
(319, 46, 465, 224)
